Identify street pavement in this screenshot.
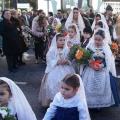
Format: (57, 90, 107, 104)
(0, 49, 120, 120)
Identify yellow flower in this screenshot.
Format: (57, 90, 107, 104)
(75, 50, 83, 60)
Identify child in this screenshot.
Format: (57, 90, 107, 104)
(39, 33, 75, 107)
(66, 23, 80, 47)
(82, 29, 119, 108)
(0, 77, 37, 120)
(43, 74, 90, 120)
(81, 27, 92, 48)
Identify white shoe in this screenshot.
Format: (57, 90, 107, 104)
(117, 75, 120, 78)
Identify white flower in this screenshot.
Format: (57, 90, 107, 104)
(0, 109, 8, 118)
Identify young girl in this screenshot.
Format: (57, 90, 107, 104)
(0, 77, 37, 120)
(43, 74, 90, 120)
(66, 23, 80, 47)
(82, 29, 119, 108)
(39, 33, 75, 107)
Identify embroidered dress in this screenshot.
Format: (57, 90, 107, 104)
(43, 92, 90, 120)
(39, 35, 75, 107)
(82, 43, 119, 108)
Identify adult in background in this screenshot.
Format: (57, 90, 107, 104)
(57, 9, 67, 24)
(29, 10, 38, 28)
(10, 10, 28, 66)
(65, 7, 85, 36)
(0, 10, 21, 72)
(32, 15, 47, 64)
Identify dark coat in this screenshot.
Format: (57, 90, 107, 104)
(10, 17, 28, 53)
(0, 18, 21, 55)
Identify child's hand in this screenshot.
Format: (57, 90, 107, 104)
(93, 63, 102, 70)
(61, 59, 68, 65)
(57, 60, 62, 65)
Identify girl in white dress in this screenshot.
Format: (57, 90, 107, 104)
(0, 77, 37, 120)
(39, 33, 75, 107)
(43, 74, 90, 120)
(65, 23, 80, 47)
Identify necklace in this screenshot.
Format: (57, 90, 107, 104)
(58, 48, 63, 58)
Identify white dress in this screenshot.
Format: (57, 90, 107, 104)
(43, 92, 89, 120)
(39, 47, 75, 106)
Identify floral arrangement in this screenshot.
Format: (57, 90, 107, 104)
(55, 23, 67, 36)
(68, 44, 93, 65)
(90, 59, 103, 69)
(0, 107, 16, 120)
(110, 43, 118, 53)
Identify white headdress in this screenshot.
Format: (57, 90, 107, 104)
(45, 33, 69, 73)
(87, 29, 116, 77)
(76, 74, 91, 120)
(52, 18, 61, 27)
(65, 9, 85, 34)
(0, 77, 37, 120)
(91, 13, 108, 31)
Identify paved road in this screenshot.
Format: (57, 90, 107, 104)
(0, 49, 120, 120)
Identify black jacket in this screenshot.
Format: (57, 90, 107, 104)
(0, 18, 21, 55)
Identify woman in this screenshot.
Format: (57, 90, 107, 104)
(82, 29, 119, 108)
(32, 15, 47, 64)
(0, 10, 21, 72)
(10, 10, 27, 66)
(65, 7, 85, 35)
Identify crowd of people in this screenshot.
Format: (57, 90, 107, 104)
(0, 4, 120, 120)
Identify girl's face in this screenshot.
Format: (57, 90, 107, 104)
(68, 28, 76, 39)
(73, 10, 78, 19)
(94, 34, 104, 47)
(0, 87, 12, 106)
(42, 18, 46, 24)
(53, 19, 57, 26)
(61, 82, 78, 99)
(83, 32, 91, 39)
(56, 37, 65, 48)
(96, 16, 101, 22)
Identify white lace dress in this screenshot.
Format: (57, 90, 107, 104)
(39, 47, 75, 107)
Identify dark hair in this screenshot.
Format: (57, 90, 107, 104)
(2, 10, 9, 18)
(96, 21, 103, 28)
(89, 12, 95, 19)
(0, 80, 11, 94)
(95, 29, 105, 39)
(96, 14, 101, 18)
(73, 7, 79, 11)
(56, 33, 64, 41)
(37, 15, 45, 26)
(57, 9, 62, 13)
(68, 25, 77, 33)
(48, 12, 53, 16)
(62, 74, 80, 89)
(38, 9, 43, 15)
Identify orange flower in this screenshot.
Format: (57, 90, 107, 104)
(63, 32, 67, 36)
(75, 50, 83, 60)
(112, 43, 118, 50)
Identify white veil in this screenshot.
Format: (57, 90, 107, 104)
(0, 77, 37, 120)
(87, 28, 116, 77)
(76, 74, 91, 120)
(66, 23, 80, 44)
(91, 13, 108, 31)
(45, 33, 69, 73)
(65, 9, 85, 34)
(52, 18, 61, 27)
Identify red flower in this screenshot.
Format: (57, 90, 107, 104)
(63, 32, 67, 36)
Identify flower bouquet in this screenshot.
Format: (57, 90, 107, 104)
(68, 44, 93, 65)
(0, 107, 16, 120)
(109, 43, 119, 57)
(55, 23, 67, 36)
